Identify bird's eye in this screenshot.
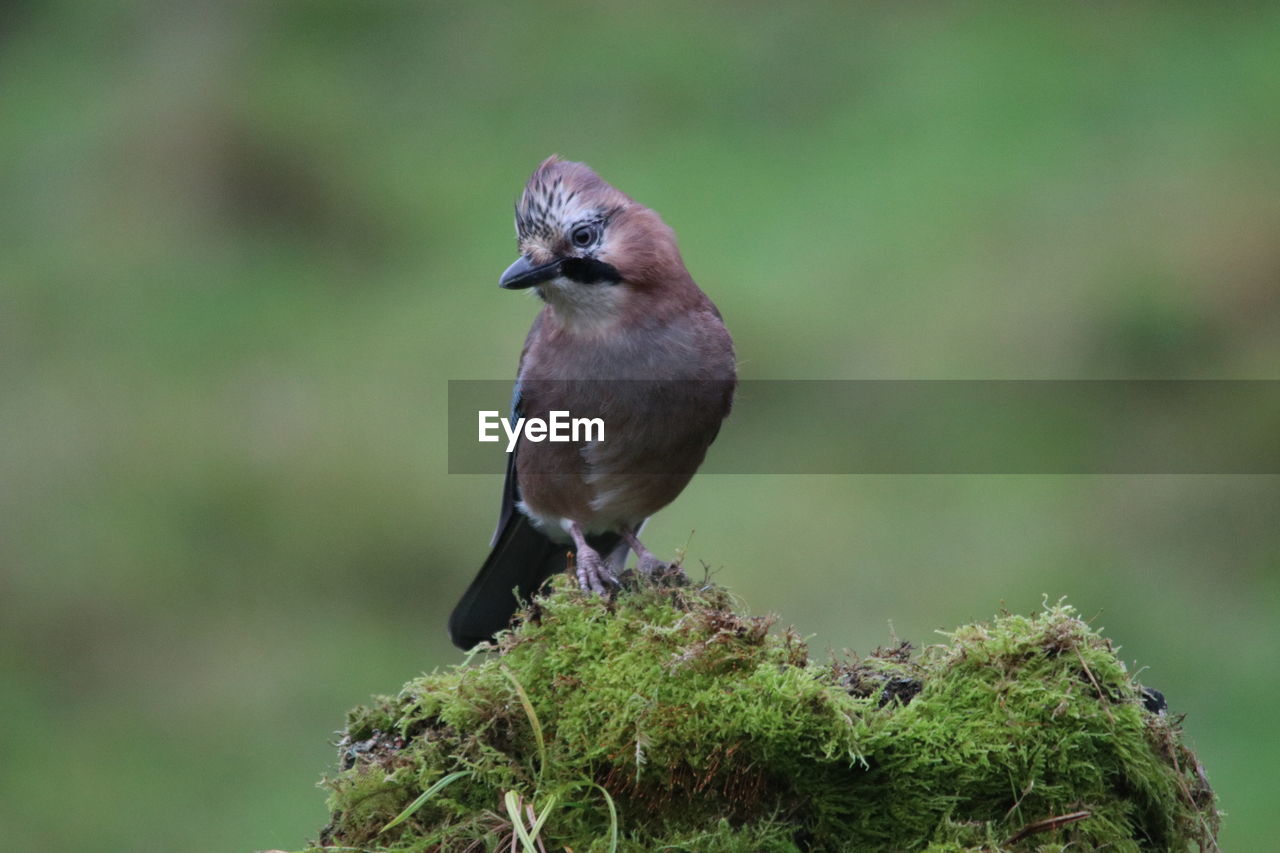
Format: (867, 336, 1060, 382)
(570, 223, 597, 248)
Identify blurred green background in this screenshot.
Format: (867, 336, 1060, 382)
(2, 2, 1277, 850)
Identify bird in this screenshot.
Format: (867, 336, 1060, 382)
(447, 156, 736, 650)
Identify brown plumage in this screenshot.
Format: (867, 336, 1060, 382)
(447, 157, 735, 650)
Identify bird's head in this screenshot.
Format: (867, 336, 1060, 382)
(500, 156, 685, 332)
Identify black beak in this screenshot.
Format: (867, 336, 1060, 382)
(499, 255, 562, 290)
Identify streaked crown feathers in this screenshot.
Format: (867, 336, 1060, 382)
(514, 156, 627, 248)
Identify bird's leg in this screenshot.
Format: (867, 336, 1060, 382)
(567, 521, 618, 595)
(622, 527, 680, 578)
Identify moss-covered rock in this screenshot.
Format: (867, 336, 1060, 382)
(311, 575, 1218, 852)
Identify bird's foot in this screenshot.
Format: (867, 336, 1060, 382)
(575, 549, 619, 596)
(635, 553, 671, 576)
(621, 526, 687, 584)
(636, 554, 689, 588)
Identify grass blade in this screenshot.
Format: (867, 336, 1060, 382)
(379, 770, 472, 834)
(505, 790, 539, 853)
(501, 665, 546, 781)
(578, 782, 618, 853)
(526, 792, 558, 841)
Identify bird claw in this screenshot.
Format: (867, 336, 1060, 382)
(576, 551, 619, 595)
(636, 554, 672, 576)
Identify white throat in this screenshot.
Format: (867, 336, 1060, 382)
(539, 277, 628, 335)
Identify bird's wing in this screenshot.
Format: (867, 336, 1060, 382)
(489, 310, 541, 546)
(450, 314, 564, 649)
(451, 365, 567, 649)
(489, 378, 523, 546)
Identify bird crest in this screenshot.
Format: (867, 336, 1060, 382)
(514, 156, 623, 248)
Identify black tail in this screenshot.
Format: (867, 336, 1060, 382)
(448, 515, 623, 650)
(448, 514, 564, 650)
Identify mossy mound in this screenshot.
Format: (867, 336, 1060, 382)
(313, 575, 1218, 852)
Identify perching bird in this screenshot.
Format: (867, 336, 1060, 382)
(447, 156, 736, 650)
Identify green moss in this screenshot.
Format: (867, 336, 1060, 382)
(313, 576, 1218, 852)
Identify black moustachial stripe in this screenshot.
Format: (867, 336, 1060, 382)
(558, 256, 622, 285)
